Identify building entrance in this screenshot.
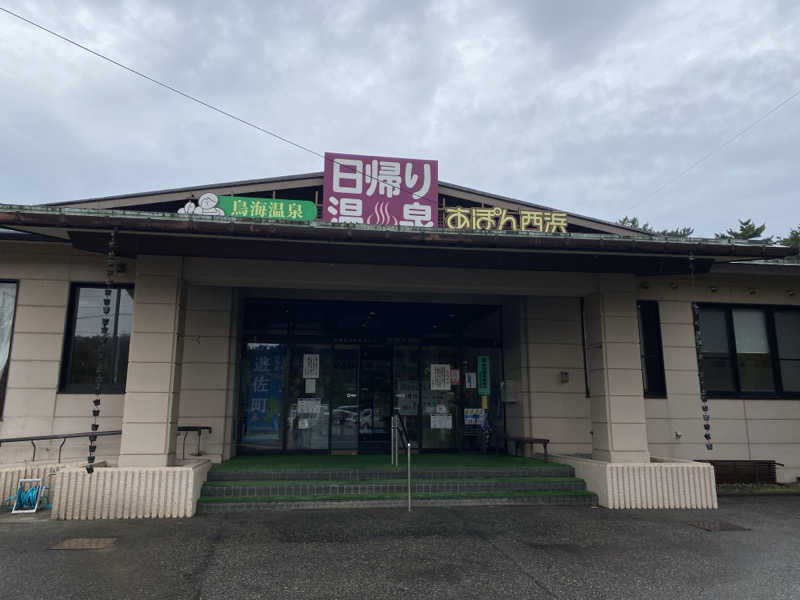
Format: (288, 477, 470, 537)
(237, 298, 503, 454)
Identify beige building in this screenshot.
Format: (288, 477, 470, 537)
(0, 171, 797, 513)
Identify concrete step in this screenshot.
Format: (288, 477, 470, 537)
(207, 465, 575, 482)
(196, 490, 597, 513)
(201, 477, 587, 497)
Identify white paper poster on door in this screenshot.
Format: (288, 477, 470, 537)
(430, 414, 452, 429)
(430, 364, 451, 391)
(303, 354, 320, 379)
(297, 398, 321, 414)
(465, 372, 477, 389)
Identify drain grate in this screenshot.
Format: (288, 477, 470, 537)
(50, 537, 117, 550)
(688, 520, 749, 532)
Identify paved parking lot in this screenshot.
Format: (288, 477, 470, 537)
(0, 496, 798, 599)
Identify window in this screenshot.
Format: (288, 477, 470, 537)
(696, 304, 800, 397)
(637, 301, 666, 398)
(774, 310, 800, 392)
(60, 285, 134, 394)
(0, 281, 19, 417)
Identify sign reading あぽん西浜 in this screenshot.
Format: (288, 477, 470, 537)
(323, 152, 438, 227)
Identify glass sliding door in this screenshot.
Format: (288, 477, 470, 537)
(331, 345, 359, 451)
(240, 342, 286, 451)
(460, 347, 502, 450)
(286, 344, 330, 451)
(358, 346, 393, 452)
(238, 298, 504, 454)
(421, 346, 459, 450)
(393, 345, 420, 448)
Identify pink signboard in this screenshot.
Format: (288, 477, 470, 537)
(323, 152, 439, 227)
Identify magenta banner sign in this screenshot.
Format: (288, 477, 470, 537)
(323, 152, 439, 227)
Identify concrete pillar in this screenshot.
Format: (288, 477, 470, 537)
(585, 277, 650, 462)
(118, 256, 185, 467)
(501, 297, 529, 443)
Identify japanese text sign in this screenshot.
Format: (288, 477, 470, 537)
(445, 207, 567, 233)
(178, 193, 316, 220)
(323, 152, 438, 227)
(477, 355, 490, 396)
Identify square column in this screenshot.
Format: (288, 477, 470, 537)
(585, 278, 650, 463)
(118, 256, 185, 467)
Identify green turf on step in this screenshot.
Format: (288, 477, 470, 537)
(212, 453, 561, 472)
(204, 476, 582, 487)
(197, 489, 595, 503)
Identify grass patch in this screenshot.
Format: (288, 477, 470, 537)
(204, 476, 581, 487)
(212, 453, 561, 473)
(198, 489, 595, 503)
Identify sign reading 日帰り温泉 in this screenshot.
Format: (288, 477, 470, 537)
(323, 152, 439, 227)
(178, 193, 317, 220)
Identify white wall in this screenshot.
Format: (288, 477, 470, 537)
(0, 241, 135, 464)
(176, 284, 238, 462)
(2, 244, 799, 483)
(524, 296, 592, 456)
(638, 273, 800, 483)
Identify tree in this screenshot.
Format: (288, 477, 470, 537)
(780, 226, 800, 251)
(715, 219, 773, 243)
(660, 226, 695, 238)
(780, 226, 800, 262)
(617, 217, 694, 238)
(617, 216, 655, 233)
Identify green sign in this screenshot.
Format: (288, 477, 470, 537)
(477, 355, 490, 396)
(178, 193, 317, 220)
(219, 195, 316, 220)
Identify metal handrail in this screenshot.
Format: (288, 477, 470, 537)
(177, 426, 213, 459)
(0, 430, 122, 463)
(391, 413, 409, 466)
(390, 413, 412, 512)
(0, 426, 212, 463)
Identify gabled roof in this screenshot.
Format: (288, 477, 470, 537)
(42, 171, 645, 237)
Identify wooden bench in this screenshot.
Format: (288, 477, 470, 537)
(493, 433, 550, 462)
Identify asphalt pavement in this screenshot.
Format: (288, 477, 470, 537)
(0, 496, 798, 599)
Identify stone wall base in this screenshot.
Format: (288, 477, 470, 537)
(554, 455, 718, 509)
(50, 460, 212, 520)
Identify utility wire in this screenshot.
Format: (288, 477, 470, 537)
(0, 7, 323, 159)
(0, 5, 410, 196)
(626, 85, 800, 213)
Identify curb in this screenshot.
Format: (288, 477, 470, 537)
(196, 494, 598, 513)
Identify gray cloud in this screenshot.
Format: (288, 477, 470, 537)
(0, 0, 798, 238)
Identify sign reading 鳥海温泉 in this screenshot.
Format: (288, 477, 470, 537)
(323, 152, 438, 227)
(178, 193, 317, 220)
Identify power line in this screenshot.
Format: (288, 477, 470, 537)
(0, 5, 409, 196)
(0, 7, 324, 159)
(626, 85, 800, 213)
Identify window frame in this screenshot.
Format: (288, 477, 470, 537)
(695, 302, 800, 399)
(637, 300, 667, 398)
(0, 280, 19, 419)
(59, 282, 134, 395)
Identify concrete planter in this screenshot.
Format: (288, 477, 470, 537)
(553, 455, 718, 510)
(50, 459, 212, 520)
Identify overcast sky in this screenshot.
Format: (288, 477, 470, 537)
(1, 1, 798, 237)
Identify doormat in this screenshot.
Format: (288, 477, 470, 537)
(50, 538, 117, 550)
(687, 520, 749, 532)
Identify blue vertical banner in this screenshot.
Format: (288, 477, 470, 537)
(245, 344, 284, 444)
